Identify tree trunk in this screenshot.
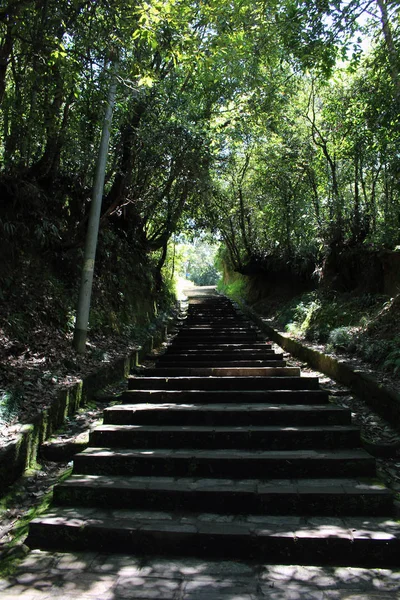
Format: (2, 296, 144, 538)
(30, 71, 65, 180)
(155, 241, 168, 291)
(104, 100, 146, 215)
(73, 61, 118, 353)
(375, 0, 400, 103)
(0, 24, 12, 106)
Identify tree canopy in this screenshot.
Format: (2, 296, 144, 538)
(0, 0, 399, 286)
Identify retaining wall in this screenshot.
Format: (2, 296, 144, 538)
(0, 316, 174, 495)
(236, 301, 400, 431)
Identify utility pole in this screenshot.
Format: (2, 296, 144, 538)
(73, 58, 118, 353)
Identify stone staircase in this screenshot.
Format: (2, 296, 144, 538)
(28, 291, 400, 566)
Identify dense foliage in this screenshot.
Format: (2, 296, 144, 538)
(204, 4, 400, 277)
(0, 0, 399, 330)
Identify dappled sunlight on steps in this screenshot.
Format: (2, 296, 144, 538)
(4, 550, 400, 599)
(27, 289, 400, 567)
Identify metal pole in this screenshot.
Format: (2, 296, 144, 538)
(73, 61, 118, 353)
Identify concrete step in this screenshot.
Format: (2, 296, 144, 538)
(188, 299, 232, 304)
(127, 376, 321, 391)
(185, 308, 243, 312)
(28, 508, 400, 566)
(121, 390, 331, 407)
(187, 303, 234, 307)
(172, 335, 266, 343)
(179, 324, 255, 331)
(182, 318, 249, 324)
(157, 351, 284, 362)
(174, 316, 256, 322)
(161, 348, 278, 357)
(181, 323, 252, 330)
(167, 342, 273, 350)
(104, 402, 351, 426)
(174, 330, 263, 336)
(187, 308, 240, 313)
(176, 329, 261, 337)
(177, 324, 259, 330)
(27, 290, 397, 568)
(53, 475, 394, 516)
(153, 359, 287, 368)
(72, 447, 376, 478)
(143, 366, 299, 377)
(89, 424, 361, 450)
(122, 389, 330, 405)
(176, 318, 256, 324)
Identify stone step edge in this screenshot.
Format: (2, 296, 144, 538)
(57, 474, 392, 495)
(73, 446, 375, 476)
(164, 346, 274, 350)
(91, 424, 360, 437)
(160, 351, 279, 356)
(127, 375, 318, 382)
(54, 476, 393, 515)
(76, 447, 373, 459)
(126, 382, 323, 394)
(105, 402, 348, 423)
(144, 367, 301, 376)
(89, 425, 361, 449)
(110, 401, 341, 410)
(27, 510, 400, 567)
(119, 386, 324, 396)
(154, 361, 288, 368)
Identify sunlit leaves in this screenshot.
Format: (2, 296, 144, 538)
(1, 0, 399, 274)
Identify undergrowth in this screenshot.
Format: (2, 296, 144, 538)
(217, 276, 247, 303)
(222, 274, 400, 379)
(0, 464, 72, 578)
(271, 291, 400, 378)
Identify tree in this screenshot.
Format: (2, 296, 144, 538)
(1, 0, 400, 346)
(74, 58, 118, 353)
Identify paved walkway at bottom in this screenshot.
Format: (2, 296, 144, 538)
(1, 551, 400, 599)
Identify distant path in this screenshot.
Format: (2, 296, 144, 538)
(182, 285, 218, 297)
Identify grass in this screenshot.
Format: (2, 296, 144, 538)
(0, 464, 73, 578)
(217, 276, 247, 303)
(0, 390, 21, 425)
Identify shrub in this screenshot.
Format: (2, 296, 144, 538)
(327, 327, 355, 352)
(217, 277, 247, 303)
(383, 342, 400, 375)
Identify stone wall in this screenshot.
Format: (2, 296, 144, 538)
(0, 313, 176, 496)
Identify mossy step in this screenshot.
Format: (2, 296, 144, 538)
(72, 447, 376, 478)
(89, 424, 361, 451)
(53, 474, 394, 516)
(27, 508, 400, 566)
(105, 402, 350, 426)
